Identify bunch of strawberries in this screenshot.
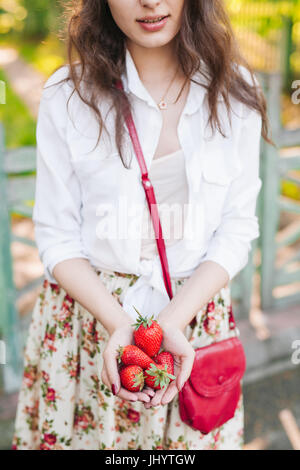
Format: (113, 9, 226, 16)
(117, 307, 175, 392)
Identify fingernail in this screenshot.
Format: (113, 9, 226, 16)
(112, 384, 116, 395)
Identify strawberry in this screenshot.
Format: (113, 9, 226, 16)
(117, 345, 155, 370)
(132, 306, 163, 357)
(120, 365, 144, 392)
(154, 351, 174, 375)
(144, 363, 176, 390)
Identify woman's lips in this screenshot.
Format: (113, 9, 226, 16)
(136, 16, 169, 32)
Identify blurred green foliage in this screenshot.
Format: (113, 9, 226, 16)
(281, 179, 300, 200)
(0, 69, 36, 148)
(0, 34, 66, 76)
(19, 36, 66, 76)
(0, 0, 64, 39)
(227, 0, 300, 77)
(22, 0, 64, 39)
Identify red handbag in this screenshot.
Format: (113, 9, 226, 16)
(115, 79, 247, 435)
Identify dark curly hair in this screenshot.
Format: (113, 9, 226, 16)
(48, 0, 274, 169)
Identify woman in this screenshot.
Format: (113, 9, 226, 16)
(13, 0, 272, 450)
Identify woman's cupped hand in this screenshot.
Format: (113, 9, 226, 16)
(143, 322, 195, 409)
(101, 318, 195, 407)
(101, 321, 155, 403)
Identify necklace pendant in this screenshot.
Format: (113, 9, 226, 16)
(158, 99, 167, 110)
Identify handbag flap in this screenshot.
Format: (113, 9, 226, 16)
(189, 337, 246, 397)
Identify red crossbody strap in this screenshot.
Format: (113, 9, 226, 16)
(114, 79, 237, 330)
(115, 79, 173, 300)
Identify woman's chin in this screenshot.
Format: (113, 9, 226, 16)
(128, 30, 176, 49)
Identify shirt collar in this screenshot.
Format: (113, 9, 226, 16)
(121, 46, 209, 115)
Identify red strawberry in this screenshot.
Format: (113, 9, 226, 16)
(117, 345, 155, 370)
(154, 351, 174, 375)
(120, 365, 144, 392)
(144, 363, 175, 390)
(132, 306, 163, 357)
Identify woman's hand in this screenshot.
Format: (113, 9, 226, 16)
(144, 322, 195, 408)
(101, 320, 155, 403)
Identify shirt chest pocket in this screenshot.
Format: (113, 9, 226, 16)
(71, 148, 139, 221)
(72, 152, 124, 205)
(201, 155, 241, 230)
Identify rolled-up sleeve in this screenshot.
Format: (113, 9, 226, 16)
(33, 70, 89, 282)
(200, 103, 263, 281)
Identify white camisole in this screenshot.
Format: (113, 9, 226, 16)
(140, 148, 189, 260)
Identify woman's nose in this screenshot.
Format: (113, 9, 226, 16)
(140, 0, 162, 8)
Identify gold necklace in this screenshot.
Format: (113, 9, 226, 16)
(158, 65, 179, 110)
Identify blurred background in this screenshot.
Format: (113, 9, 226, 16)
(0, 0, 300, 450)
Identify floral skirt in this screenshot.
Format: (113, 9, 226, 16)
(12, 268, 244, 450)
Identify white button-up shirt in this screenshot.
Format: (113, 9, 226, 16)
(33, 47, 263, 321)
